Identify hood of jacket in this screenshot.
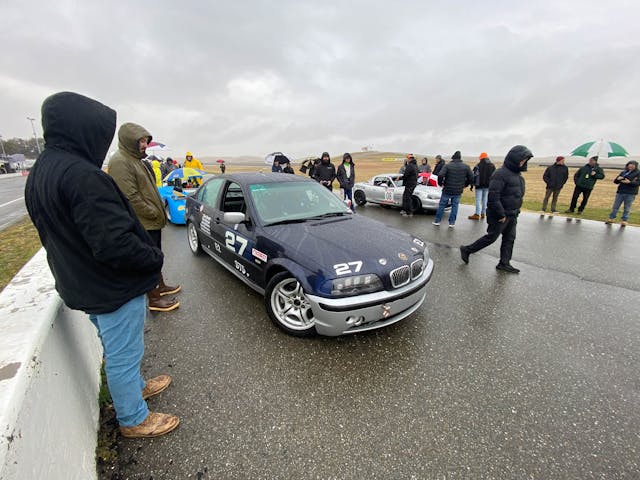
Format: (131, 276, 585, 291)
(504, 145, 533, 173)
(626, 160, 639, 170)
(118, 122, 152, 160)
(41, 92, 116, 168)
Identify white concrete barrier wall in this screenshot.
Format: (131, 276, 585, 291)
(0, 249, 102, 480)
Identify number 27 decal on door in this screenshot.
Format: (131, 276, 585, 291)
(225, 231, 248, 255)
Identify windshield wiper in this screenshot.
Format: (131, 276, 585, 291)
(309, 212, 348, 220)
(264, 218, 310, 227)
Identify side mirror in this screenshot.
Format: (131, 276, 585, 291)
(223, 212, 246, 224)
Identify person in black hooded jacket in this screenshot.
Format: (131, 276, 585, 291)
(336, 152, 356, 211)
(313, 152, 336, 190)
(25, 92, 179, 438)
(605, 160, 639, 226)
(460, 145, 533, 274)
(400, 154, 419, 216)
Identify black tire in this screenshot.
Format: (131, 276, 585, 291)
(187, 221, 202, 256)
(411, 196, 422, 213)
(354, 190, 367, 206)
(264, 272, 316, 337)
(165, 202, 172, 221)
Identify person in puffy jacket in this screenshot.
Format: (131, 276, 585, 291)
(400, 154, 419, 217)
(541, 156, 569, 213)
(565, 156, 605, 214)
(432, 151, 473, 227)
(25, 92, 179, 438)
(313, 152, 336, 190)
(337, 152, 356, 211)
(469, 152, 496, 220)
(606, 160, 639, 226)
(460, 145, 533, 274)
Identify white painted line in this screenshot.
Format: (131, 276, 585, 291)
(0, 197, 24, 208)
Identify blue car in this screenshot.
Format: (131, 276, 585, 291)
(186, 173, 434, 337)
(158, 184, 203, 225)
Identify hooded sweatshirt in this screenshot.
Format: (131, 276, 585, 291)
(108, 123, 167, 230)
(486, 145, 531, 223)
(25, 92, 163, 314)
(614, 161, 640, 195)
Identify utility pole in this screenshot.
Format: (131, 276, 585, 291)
(27, 117, 42, 155)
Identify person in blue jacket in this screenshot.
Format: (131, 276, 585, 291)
(606, 160, 639, 226)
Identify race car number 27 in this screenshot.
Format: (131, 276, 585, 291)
(225, 231, 248, 255)
(333, 261, 363, 276)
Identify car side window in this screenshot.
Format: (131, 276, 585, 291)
(222, 182, 246, 214)
(373, 177, 388, 187)
(392, 177, 403, 187)
(200, 178, 225, 208)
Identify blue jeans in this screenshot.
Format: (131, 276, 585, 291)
(435, 193, 461, 224)
(475, 188, 489, 215)
(343, 188, 355, 212)
(89, 295, 148, 427)
(609, 193, 636, 221)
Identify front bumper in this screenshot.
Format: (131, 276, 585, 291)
(306, 258, 434, 336)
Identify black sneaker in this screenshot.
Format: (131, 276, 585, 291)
(460, 246, 470, 264)
(496, 263, 520, 274)
(577, 211, 583, 215)
(564, 209, 574, 213)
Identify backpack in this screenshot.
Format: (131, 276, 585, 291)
(473, 165, 480, 187)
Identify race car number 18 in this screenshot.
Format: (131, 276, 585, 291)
(225, 231, 248, 255)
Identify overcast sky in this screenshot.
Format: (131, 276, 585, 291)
(2, 0, 639, 159)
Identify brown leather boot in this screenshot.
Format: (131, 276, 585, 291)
(120, 412, 180, 438)
(468, 213, 480, 220)
(148, 288, 180, 312)
(158, 273, 181, 296)
(142, 374, 172, 400)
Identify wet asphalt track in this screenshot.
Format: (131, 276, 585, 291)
(105, 204, 640, 480)
(0, 176, 28, 230)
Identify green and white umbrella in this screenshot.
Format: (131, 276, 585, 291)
(570, 140, 629, 158)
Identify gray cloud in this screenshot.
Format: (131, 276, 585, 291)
(2, 0, 639, 159)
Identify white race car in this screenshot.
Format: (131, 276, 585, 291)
(353, 173, 444, 212)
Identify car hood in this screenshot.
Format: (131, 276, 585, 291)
(260, 214, 425, 282)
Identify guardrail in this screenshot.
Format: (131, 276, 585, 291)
(0, 249, 102, 480)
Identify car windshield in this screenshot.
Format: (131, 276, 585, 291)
(249, 181, 351, 225)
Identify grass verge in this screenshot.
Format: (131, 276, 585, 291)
(96, 365, 120, 474)
(0, 218, 42, 291)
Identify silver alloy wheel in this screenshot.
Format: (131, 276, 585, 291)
(187, 222, 199, 252)
(270, 278, 315, 331)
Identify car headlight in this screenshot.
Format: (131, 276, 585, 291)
(330, 274, 383, 297)
(427, 193, 440, 200)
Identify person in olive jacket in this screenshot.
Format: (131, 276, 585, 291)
(606, 160, 639, 226)
(565, 156, 605, 214)
(541, 156, 569, 213)
(108, 123, 181, 312)
(460, 145, 533, 274)
(25, 92, 179, 438)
